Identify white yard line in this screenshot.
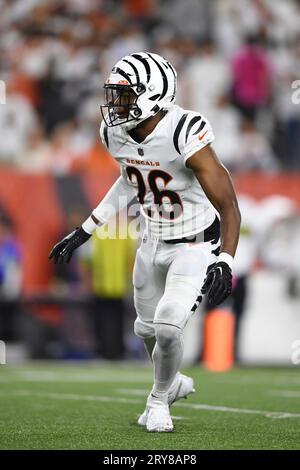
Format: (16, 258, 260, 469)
(2, 389, 300, 420)
(114, 388, 300, 420)
(173, 402, 300, 419)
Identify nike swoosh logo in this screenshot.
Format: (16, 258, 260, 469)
(198, 130, 208, 141)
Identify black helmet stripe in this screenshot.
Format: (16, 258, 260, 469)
(185, 116, 202, 143)
(192, 119, 206, 135)
(166, 60, 176, 100)
(167, 60, 176, 76)
(103, 125, 109, 148)
(114, 67, 133, 84)
(122, 59, 140, 83)
(131, 54, 151, 82)
(146, 53, 168, 101)
(149, 94, 160, 101)
(173, 113, 188, 154)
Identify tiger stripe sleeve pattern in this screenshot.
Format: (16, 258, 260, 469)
(173, 111, 215, 166)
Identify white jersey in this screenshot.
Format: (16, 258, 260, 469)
(100, 105, 218, 239)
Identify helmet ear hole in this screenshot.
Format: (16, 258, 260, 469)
(133, 108, 142, 117)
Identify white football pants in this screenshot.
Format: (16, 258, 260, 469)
(133, 228, 220, 339)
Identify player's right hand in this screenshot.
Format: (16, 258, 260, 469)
(49, 227, 91, 264)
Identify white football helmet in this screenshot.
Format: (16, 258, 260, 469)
(101, 52, 177, 130)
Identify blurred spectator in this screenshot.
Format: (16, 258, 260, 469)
(259, 196, 299, 272)
(122, 0, 157, 22)
(229, 116, 278, 171)
(215, 0, 276, 56)
(38, 61, 75, 136)
(15, 125, 49, 172)
(231, 34, 273, 119)
(50, 208, 93, 359)
(122, 1, 160, 36)
(271, 36, 300, 169)
(0, 84, 37, 165)
(7, 69, 41, 108)
(265, 0, 300, 44)
(159, 0, 213, 39)
(264, 213, 300, 298)
(42, 123, 76, 174)
(214, 0, 245, 57)
(183, 37, 232, 120)
(80, 220, 136, 360)
(0, 217, 22, 341)
(258, 196, 300, 301)
(103, 22, 148, 72)
(209, 95, 241, 167)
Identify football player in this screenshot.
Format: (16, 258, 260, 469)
(49, 52, 241, 432)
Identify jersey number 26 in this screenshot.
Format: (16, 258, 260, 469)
(126, 166, 183, 220)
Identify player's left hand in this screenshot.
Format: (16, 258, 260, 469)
(49, 227, 91, 264)
(201, 261, 232, 306)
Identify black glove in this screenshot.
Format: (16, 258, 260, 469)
(49, 227, 91, 264)
(201, 261, 232, 306)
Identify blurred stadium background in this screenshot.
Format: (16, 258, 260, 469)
(0, 0, 300, 450)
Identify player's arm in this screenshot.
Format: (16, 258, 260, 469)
(49, 174, 136, 264)
(186, 145, 241, 305)
(187, 144, 241, 257)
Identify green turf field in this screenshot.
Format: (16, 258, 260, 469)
(0, 362, 299, 450)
